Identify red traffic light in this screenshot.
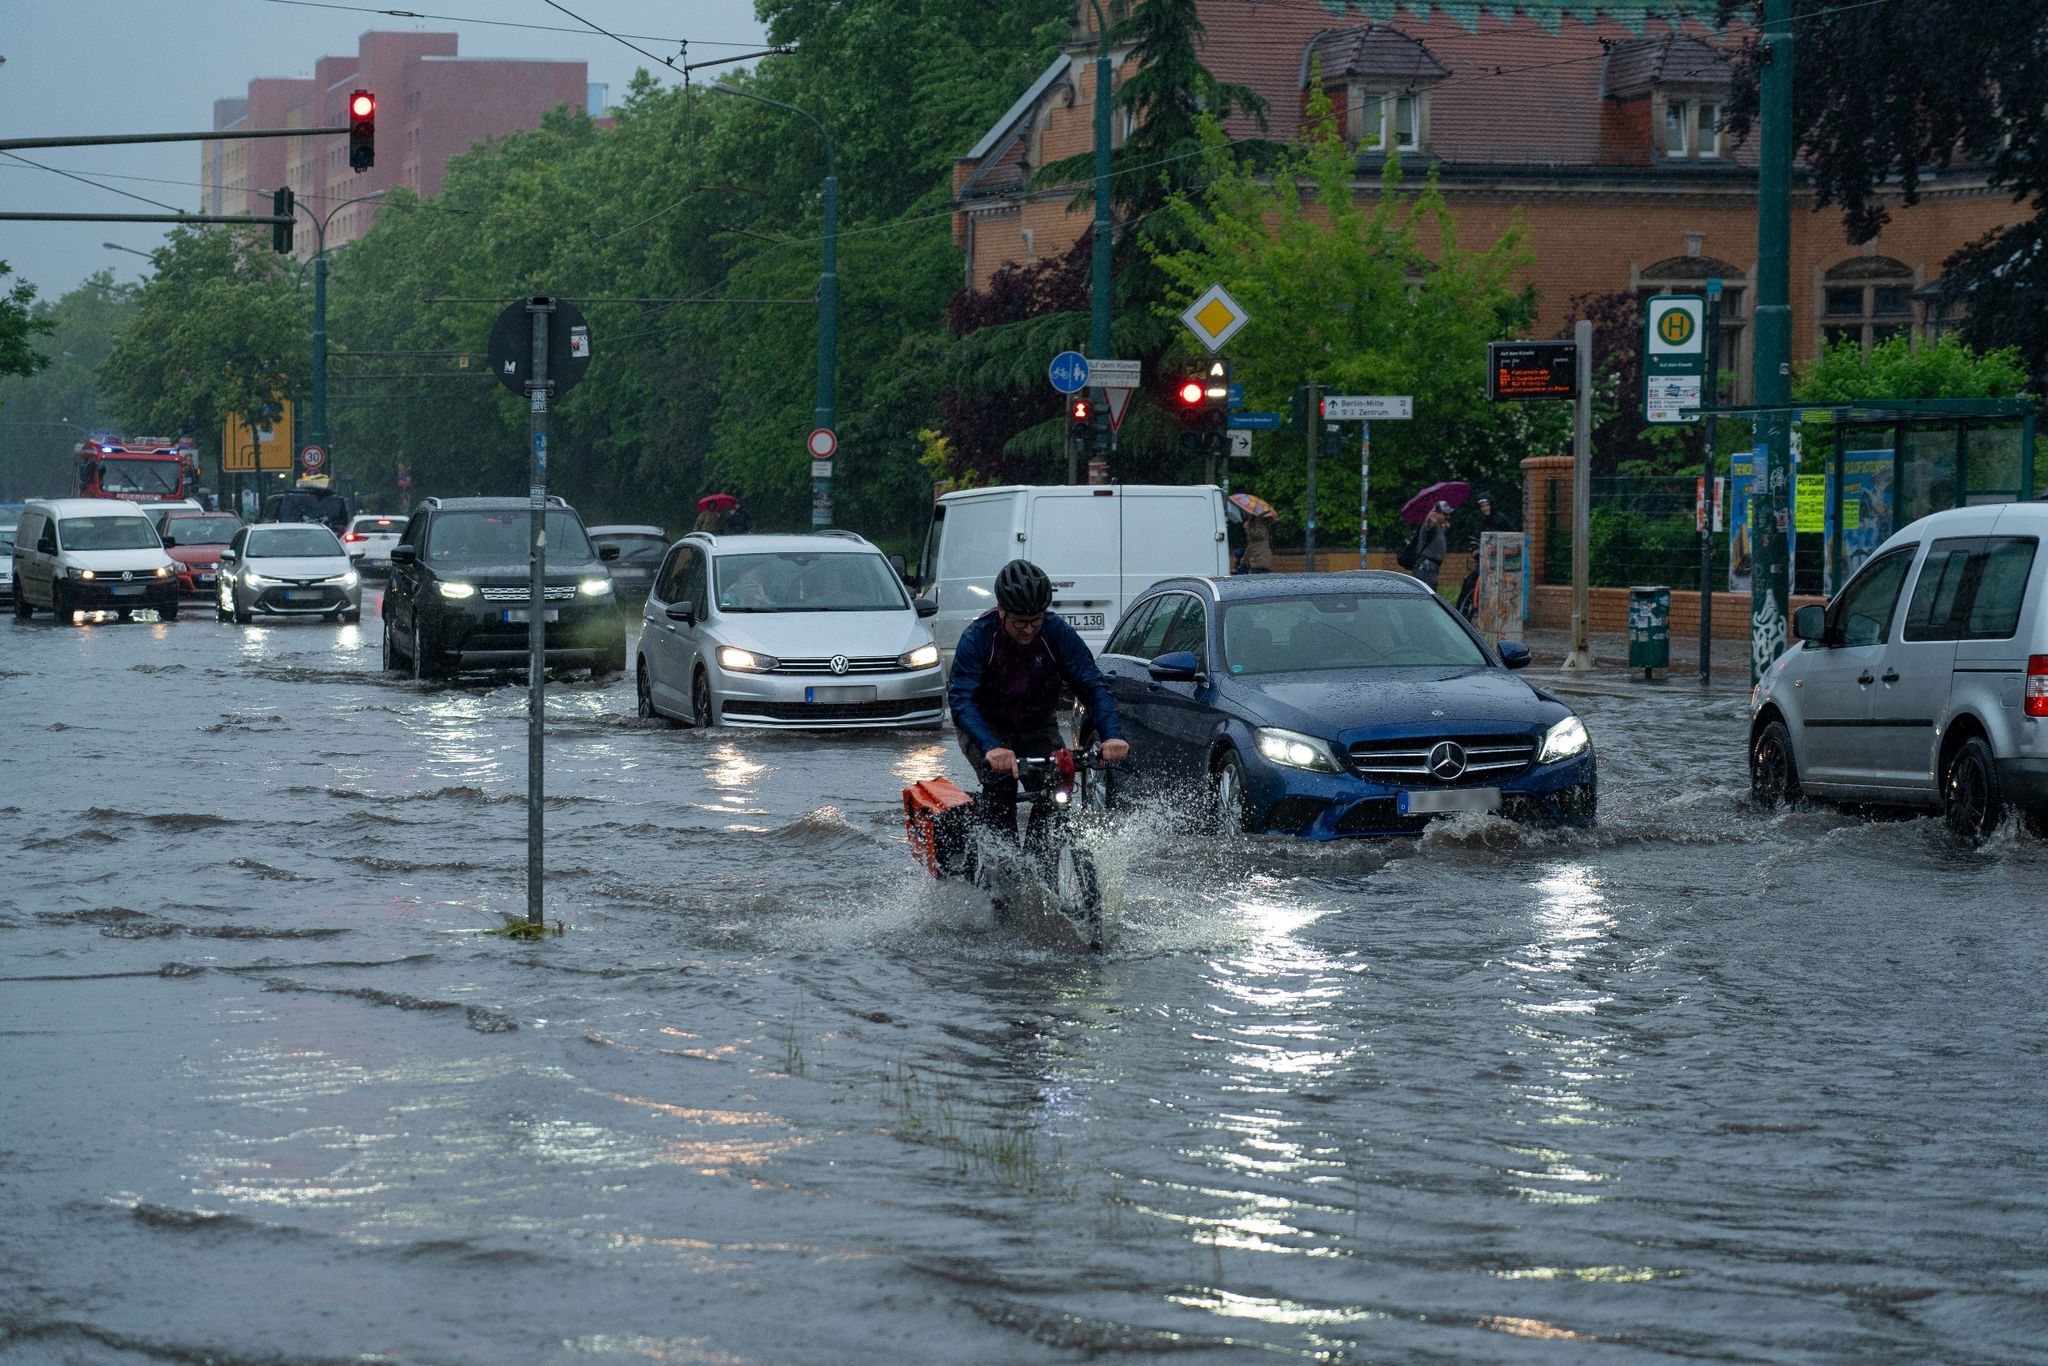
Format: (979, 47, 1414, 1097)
(1069, 398, 1092, 421)
(347, 89, 376, 172)
(350, 92, 376, 119)
(1176, 379, 1205, 407)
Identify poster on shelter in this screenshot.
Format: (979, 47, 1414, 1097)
(1727, 453, 1753, 593)
(1823, 451, 1895, 595)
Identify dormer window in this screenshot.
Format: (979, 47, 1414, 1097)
(1304, 24, 1445, 157)
(1663, 100, 1723, 159)
(1350, 89, 1421, 153)
(1604, 34, 1733, 163)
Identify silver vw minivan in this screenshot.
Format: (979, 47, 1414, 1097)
(1749, 502, 2048, 839)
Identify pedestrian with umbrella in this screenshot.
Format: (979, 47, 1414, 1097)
(1229, 493, 1277, 574)
(694, 492, 737, 534)
(1398, 482, 1468, 592)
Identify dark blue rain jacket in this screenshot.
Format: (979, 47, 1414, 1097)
(948, 609, 1123, 753)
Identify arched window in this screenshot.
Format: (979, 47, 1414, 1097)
(1636, 255, 1746, 400)
(1820, 256, 1915, 350)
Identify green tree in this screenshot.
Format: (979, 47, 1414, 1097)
(0, 261, 54, 387)
(98, 228, 304, 468)
(0, 270, 134, 497)
(1150, 90, 1559, 547)
(1795, 333, 2030, 404)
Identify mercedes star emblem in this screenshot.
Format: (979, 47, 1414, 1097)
(1426, 740, 1467, 780)
(829, 654, 850, 675)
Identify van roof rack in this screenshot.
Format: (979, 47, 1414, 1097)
(814, 529, 866, 541)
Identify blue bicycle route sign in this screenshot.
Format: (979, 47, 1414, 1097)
(1047, 351, 1091, 394)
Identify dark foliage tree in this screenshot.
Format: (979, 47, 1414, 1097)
(1719, 0, 2048, 383)
(0, 261, 54, 385)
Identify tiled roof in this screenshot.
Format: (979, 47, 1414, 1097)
(1301, 24, 1448, 86)
(1602, 33, 1732, 99)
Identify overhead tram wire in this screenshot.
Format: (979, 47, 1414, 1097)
(0, 151, 189, 214)
(254, 0, 765, 46)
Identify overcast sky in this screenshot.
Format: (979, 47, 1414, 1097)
(1, 1, 770, 302)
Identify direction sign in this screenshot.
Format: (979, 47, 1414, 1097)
(1643, 294, 1706, 424)
(1227, 411, 1283, 430)
(806, 428, 838, 459)
(298, 443, 326, 473)
(1322, 395, 1413, 421)
(1228, 431, 1253, 462)
(1048, 351, 1090, 394)
(1180, 283, 1249, 353)
(1084, 358, 1140, 388)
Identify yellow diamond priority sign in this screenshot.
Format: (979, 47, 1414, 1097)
(1180, 283, 1249, 354)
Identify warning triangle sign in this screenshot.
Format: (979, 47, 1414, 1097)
(1103, 385, 1135, 432)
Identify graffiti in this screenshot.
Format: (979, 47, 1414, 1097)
(1751, 591, 1787, 682)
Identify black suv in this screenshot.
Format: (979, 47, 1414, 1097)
(382, 496, 627, 679)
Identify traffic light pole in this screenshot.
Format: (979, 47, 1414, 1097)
(1750, 0, 1795, 684)
(1305, 380, 1321, 571)
(525, 299, 554, 929)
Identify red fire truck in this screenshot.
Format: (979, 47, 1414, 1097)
(76, 438, 196, 503)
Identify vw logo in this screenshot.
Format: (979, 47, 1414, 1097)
(122, 570, 134, 582)
(829, 654, 850, 675)
(1426, 740, 1467, 780)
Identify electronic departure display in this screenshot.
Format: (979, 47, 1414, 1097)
(1488, 341, 1578, 401)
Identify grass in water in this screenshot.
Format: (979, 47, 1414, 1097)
(884, 1061, 1066, 1193)
(486, 919, 564, 940)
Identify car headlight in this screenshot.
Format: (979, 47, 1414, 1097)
(337, 570, 360, 589)
(900, 642, 940, 670)
(154, 566, 171, 578)
(76, 568, 96, 580)
(578, 576, 613, 597)
(717, 645, 779, 672)
(1254, 726, 1341, 773)
(242, 570, 277, 587)
(436, 581, 476, 600)
(1538, 715, 1590, 764)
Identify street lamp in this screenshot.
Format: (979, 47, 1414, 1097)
(102, 241, 154, 262)
(296, 189, 386, 473)
(1084, 0, 1113, 367)
(711, 80, 837, 527)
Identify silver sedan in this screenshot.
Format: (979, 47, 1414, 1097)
(216, 523, 362, 623)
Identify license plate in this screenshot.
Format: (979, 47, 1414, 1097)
(197, 574, 214, 585)
(112, 585, 145, 597)
(805, 684, 878, 703)
(285, 589, 322, 601)
(1399, 786, 1501, 815)
(1064, 611, 1104, 631)
(502, 608, 559, 623)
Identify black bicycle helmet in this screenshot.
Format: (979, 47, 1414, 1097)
(993, 558, 1053, 615)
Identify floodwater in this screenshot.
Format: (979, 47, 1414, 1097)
(3, 599, 2045, 1364)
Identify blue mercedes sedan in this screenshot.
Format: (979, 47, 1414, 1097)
(1090, 572, 1596, 838)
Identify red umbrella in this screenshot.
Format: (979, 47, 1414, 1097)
(1400, 481, 1469, 525)
(696, 493, 738, 513)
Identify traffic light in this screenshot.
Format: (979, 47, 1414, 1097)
(270, 187, 294, 254)
(347, 90, 375, 172)
(1067, 396, 1094, 441)
(1176, 358, 1230, 457)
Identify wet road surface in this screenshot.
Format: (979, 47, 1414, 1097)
(3, 597, 2045, 1363)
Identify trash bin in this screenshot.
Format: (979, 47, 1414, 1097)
(1628, 585, 1671, 676)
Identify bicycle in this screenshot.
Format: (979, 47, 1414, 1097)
(904, 745, 1116, 952)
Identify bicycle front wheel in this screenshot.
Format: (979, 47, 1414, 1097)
(1053, 844, 1104, 952)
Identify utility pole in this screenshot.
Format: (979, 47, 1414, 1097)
(712, 82, 837, 526)
(1087, 0, 1115, 478)
(1305, 380, 1321, 571)
(1700, 278, 1723, 684)
(1750, 0, 1794, 684)
(524, 299, 553, 929)
(1562, 319, 1595, 671)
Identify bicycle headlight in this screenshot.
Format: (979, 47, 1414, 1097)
(717, 645, 779, 672)
(1538, 715, 1590, 764)
(1254, 726, 1341, 773)
(900, 642, 940, 670)
(436, 580, 476, 600)
(578, 576, 613, 597)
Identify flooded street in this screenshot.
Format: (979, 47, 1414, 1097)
(4, 599, 2045, 1363)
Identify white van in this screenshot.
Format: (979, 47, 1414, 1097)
(12, 498, 182, 622)
(916, 484, 1230, 659)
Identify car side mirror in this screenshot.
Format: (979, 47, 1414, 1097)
(666, 601, 696, 625)
(598, 544, 621, 562)
(389, 545, 417, 565)
(1793, 603, 1828, 645)
(161, 535, 176, 548)
(1148, 650, 1203, 682)
(1497, 640, 1531, 670)
(914, 598, 938, 619)
(887, 552, 908, 580)
(218, 548, 238, 563)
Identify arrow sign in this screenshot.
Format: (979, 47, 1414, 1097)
(1048, 351, 1090, 394)
(1322, 395, 1413, 420)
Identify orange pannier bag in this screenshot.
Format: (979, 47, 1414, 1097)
(903, 778, 976, 878)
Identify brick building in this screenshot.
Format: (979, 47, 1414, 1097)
(952, 2, 2025, 396)
(205, 32, 600, 257)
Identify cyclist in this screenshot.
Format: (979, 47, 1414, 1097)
(948, 558, 1129, 840)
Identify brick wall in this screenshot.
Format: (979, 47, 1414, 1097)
(1520, 454, 1573, 582)
(1527, 584, 1823, 640)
